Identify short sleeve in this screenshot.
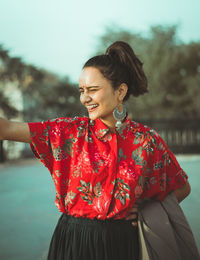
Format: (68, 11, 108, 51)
(28, 119, 57, 172)
(142, 129, 188, 201)
(28, 116, 87, 174)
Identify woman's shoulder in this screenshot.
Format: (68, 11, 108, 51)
(39, 116, 90, 137)
(130, 119, 163, 148)
(48, 116, 89, 126)
(130, 119, 158, 135)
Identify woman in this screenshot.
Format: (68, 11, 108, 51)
(0, 41, 191, 260)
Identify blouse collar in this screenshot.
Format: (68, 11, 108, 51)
(89, 115, 132, 140)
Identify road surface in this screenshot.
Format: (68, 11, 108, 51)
(0, 156, 199, 259)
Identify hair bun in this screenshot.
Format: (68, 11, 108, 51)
(106, 41, 128, 65)
(83, 41, 148, 100)
(106, 41, 148, 98)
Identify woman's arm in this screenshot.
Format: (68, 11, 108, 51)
(126, 181, 191, 226)
(125, 204, 138, 226)
(174, 181, 191, 203)
(0, 117, 31, 143)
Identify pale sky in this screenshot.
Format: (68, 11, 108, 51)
(0, 0, 200, 83)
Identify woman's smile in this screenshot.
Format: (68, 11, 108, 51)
(86, 104, 99, 113)
(79, 67, 120, 128)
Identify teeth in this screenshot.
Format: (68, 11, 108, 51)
(87, 104, 98, 109)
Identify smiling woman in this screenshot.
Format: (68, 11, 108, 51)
(79, 67, 128, 129)
(0, 41, 194, 260)
(78, 41, 147, 130)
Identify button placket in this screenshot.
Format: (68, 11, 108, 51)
(104, 132, 118, 216)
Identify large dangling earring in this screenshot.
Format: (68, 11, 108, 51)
(113, 103, 127, 129)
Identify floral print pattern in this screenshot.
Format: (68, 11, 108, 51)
(28, 116, 188, 220)
(77, 180, 102, 205)
(114, 178, 130, 205)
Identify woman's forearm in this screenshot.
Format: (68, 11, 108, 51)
(0, 117, 9, 140)
(0, 117, 31, 143)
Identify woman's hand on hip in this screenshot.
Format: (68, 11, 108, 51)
(125, 204, 138, 226)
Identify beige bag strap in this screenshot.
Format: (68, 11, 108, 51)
(138, 215, 151, 260)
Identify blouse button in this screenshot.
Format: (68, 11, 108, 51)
(89, 120, 95, 126)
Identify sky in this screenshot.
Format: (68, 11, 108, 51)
(0, 0, 200, 83)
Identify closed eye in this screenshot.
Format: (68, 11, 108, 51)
(79, 88, 98, 94)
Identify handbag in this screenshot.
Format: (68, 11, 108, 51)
(138, 192, 200, 260)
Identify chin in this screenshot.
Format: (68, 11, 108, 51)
(89, 114, 100, 120)
(88, 111, 105, 121)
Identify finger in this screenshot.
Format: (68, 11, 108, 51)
(132, 221, 138, 227)
(125, 214, 137, 220)
(131, 204, 139, 208)
(129, 208, 138, 213)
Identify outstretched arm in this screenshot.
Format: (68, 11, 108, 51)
(0, 117, 31, 143)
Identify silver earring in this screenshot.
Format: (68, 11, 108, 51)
(113, 103, 127, 128)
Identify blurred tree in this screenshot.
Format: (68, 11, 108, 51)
(0, 45, 85, 121)
(23, 76, 85, 121)
(94, 25, 200, 119)
(163, 42, 200, 118)
(0, 45, 45, 118)
(0, 92, 18, 118)
(0, 46, 20, 118)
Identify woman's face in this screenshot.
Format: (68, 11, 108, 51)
(79, 67, 122, 128)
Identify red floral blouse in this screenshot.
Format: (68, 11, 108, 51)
(28, 116, 188, 220)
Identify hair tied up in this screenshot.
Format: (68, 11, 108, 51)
(106, 41, 148, 98)
(83, 41, 148, 100)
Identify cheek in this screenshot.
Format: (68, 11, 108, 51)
(79, 95, 83, 104)
(80, 94, 88, 106)
(104, 91, 118, 107)
(99, 89, 113, 101)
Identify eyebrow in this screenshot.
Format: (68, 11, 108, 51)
(79, 85, 100, 89)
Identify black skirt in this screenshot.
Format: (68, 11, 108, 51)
(47, 213, 139, 260)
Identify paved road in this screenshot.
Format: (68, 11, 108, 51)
(0, 156, 200, 260)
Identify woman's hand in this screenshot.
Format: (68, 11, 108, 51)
(174, 181, 191, 203)
(125, 204, 138, 226)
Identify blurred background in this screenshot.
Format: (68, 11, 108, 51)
(0, 0, 199, 259)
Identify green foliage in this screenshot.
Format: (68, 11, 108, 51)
(23, 78, 85, 121)
(0, 92, 18, 118)
(94, 25, 200, 119)
(1, 25, 199, 120)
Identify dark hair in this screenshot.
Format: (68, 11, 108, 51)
(83, 41, 148, 101)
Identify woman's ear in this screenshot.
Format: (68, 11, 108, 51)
(118, 83, 128, 102)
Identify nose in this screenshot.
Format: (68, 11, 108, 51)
(80, 91, 92, 105)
